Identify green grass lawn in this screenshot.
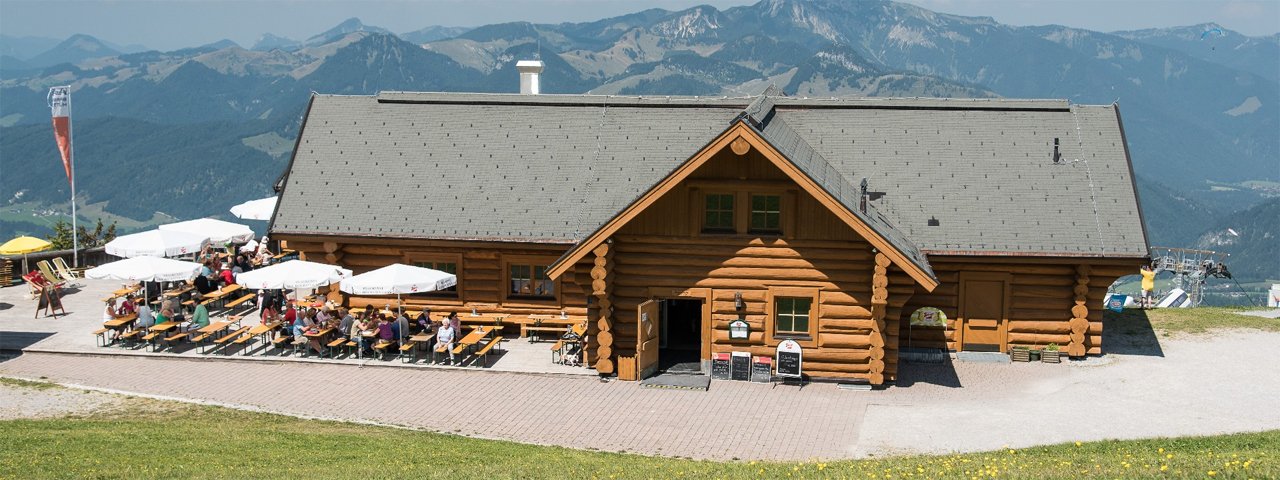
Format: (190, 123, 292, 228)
(1109, 307, 1280, 336)
(0, 387, 1275, 479)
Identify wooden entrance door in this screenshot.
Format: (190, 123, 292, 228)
(959, 274, 1010, 352)
(636, 299, 660, 379)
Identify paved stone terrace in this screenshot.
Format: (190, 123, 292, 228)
(3, 280, 1280, 460)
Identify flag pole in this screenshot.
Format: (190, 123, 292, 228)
(68, 88, 78, 268)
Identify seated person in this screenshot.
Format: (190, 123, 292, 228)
(219, 268, 235, 287)
(135, 297, 155, 330)
(435, 319, 456, 365)
(414, 308, 433, 335)
(193, 274, 217, 296)
(186, 303, 210, 334)
(376, 316, 397, 350)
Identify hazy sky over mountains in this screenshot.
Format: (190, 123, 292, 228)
(1, 0, 1276, 52)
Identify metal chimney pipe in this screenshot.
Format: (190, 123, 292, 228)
(516, 60, 544, 95)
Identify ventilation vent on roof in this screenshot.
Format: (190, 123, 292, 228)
(927, 217, 940, 227)
(1052, 137, 1062, 164)
(517, 60, 544, 95)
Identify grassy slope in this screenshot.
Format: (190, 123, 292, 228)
(0, 391, 1275, 479)
(1109, 307, 1280, 336)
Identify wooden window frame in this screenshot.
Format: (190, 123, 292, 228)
(501, 254, 561, 305)
(701, 192, 737, 233)
(402, 252, 463, 300)
(748, 193, 783, 235)
(764, 285, 820, 347)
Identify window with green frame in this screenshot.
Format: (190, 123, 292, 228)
(509, 264, 554, 298)
(749, 194, 782, 233)
(411, 261, 458, 296)
(703, 193, 735, 232)
(774, 297, 811, 336)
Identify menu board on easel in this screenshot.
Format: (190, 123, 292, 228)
(36, 286, 65, 318)
(775, 339, 802, 379)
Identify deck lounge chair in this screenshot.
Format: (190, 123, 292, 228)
(43, 259, 81, 287)
(53, 257, 84, 279)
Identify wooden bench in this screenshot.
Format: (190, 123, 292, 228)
(524, 325, 567, 342)
(398, 341, 416, 363)
(162, 332, 189, 350)
(141, 331, 161, 351)
(224, 294, 255, 311)
(271, 335, 293, 353)
(550, 339, 565, 363)
(118, 329, 142, 347)
(212, 326, 252, 355)
(192, 330, 218, 353)
(433, 342, 451, 364)
(372, 340, 394, 360)
(92, 327, 111, 347)
(473, 336, 503, 367)
(326, 337, 348, 358)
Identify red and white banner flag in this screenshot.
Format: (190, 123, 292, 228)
(48, 86, 73, 185)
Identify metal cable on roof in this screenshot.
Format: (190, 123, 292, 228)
(570, 95, 609, 240)
(1070, 107, 1107, 253)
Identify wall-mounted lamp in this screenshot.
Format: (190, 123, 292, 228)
(734, 291, 745, 310)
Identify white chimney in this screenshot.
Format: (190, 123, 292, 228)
(517, 60, 544, 95)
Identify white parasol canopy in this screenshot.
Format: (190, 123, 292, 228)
(105, 229, 210, 258)
(85, 256, 202, 283)
(159, 218, 255, 245)
(339, 263, 457, 295)
(230, 196, 278, 221)
(235, 259, 351, 290)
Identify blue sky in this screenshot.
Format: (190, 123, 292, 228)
(1, 0, 1276, 51)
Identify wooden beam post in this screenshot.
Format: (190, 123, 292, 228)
(592, 242, 616, 375)
(1068, 264, 1090, 357)
(868, 252, 891, 385)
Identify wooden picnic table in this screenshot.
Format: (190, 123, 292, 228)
(198, 320, 235, 334)
(164, 284, 194, 298)
(150, 321, 181, 333)
(102, 313, 138, 330)
(457, 326, 496, 347)
(112, 285, 141, 297)
(304, 327, 334, 339)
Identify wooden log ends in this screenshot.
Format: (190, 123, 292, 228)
(593, 243, 610, 257)
(870, 334, 885, 348)
(875, 253, 892, 268)
(730, 136, 751, 156)
(1067, 343, 1085, 357)
(875, 318, 886, 332)
(872, 275, 889, 289)
(869, 348, 885, 361)
(597, 345, 613, 360)
(597, 318, 611, 332)
(592, 279, 608, 294)
(1075, 264, 1091, 277)
(590, 265, 609, 280)
(869, 304, 886, 320)
(1070, 304, 1089, 318)
(869, 372, 884, 385)
(1073, 284, 1090, 297)
(597, 330, 614, 347)
(871, 290, 888, 304)
(323, 241, 340, 253)
(596, 357, 615, 374)
(1068, 316, 1089, 332)
(596, 298, 612, 311)
(325, 252, 340, 264)
(1069, 331, 1085, 344)
(869, 359, 885, 374)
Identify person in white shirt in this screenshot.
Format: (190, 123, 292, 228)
(436, 319, 456, 365)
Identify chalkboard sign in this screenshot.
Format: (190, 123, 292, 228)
(711, 353, 731, 380)
(776, 340, 802, 378)
(730, 352, 751, 381)
(751, 356, 773, 383)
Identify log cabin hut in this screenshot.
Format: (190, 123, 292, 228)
(270, 79, 1149, 385)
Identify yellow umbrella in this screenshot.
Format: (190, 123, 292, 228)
(0, 236, 53, 275)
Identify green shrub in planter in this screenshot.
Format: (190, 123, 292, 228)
(1042, 343, 1062, 363)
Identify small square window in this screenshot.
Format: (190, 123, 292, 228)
(775, 297, 811, 335)
(750, 194, 782, 233)
(703, 193, 735, 232)
(509, 263, 554, 298)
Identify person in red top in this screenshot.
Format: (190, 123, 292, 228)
(220, 268, 235, 286)
(281, 303, 298, 339)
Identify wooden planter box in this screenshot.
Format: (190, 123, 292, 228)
(617, 356, 637, 381)
(1010, 348, 1030, 362)
(1041, 350, 1062, 363)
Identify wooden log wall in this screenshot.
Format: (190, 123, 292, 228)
(272, 235, 591, 323)
(900, 258, 1142, 355)
(868, 253, 890, 385)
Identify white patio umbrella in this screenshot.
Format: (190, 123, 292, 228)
(86, 256, 203, 283)
(235, 259, 352, 290)
(159, 218, 255, 244)
(105, 229, 210, 258)
(230, 196, 278, 221)
(339, 263, 456, 311)
(86, 256, 202, 301)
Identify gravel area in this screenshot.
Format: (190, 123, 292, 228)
(0, 377, 123, 420)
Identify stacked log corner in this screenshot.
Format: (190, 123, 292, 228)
(868, 253, 890, 385)
(591, 242, 617, 376)
(1069, 264, 1090, 357)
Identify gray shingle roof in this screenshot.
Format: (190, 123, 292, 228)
(272, 91, 1148, 258)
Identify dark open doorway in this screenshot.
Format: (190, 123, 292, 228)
(659, 298, 703, 374)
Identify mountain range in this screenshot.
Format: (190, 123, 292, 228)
(1, 0, 1276, 280)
